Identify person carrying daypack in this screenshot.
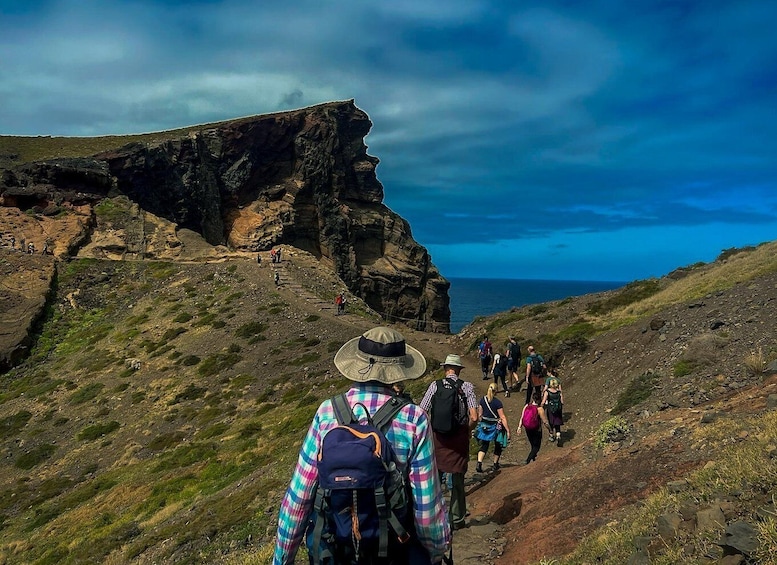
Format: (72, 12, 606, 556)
(517, 389, 550, 465)
(524, 345, 546, 405)
(420, 354, 477, 531)
(490, 352, 509, 397)
(542, 377, 564, 446)
(273, 327, 451, 565)
(478, 336, 493, 380)
(506, 337, 522, 391)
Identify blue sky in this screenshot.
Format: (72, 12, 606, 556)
(1, 1, 776, 281)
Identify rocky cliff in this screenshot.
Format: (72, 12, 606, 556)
(0, 100, 450, 333)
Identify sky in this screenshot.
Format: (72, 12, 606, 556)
(1, 0, 776, 282)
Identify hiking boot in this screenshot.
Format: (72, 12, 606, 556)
(548, 434, 555, 442)
(556, 432, 562, 443)
(505, 390, 510, 397)
(492, 462, 500, 471)
(482, 375, 490, 380)
(476, 462, 483, 473)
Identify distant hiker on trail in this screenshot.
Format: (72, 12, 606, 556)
(276, 247, 282, 262)
(506, 336, 522, 391)
(270, 249, 277, 263)
(478, 335, 493, 380)
(335, 291, 346, 315)
(490, 350, 510, 397)
(420, 354, 478, 531)
(256, 253, 261, 264)
(542, 377, 564, 445)
(28, 242, 35, 254)
(525, 345, 546, 405)
(273, 269, 280, 286)
(273, 326, 451, 565)
(475, 383, 510, 473)
(518, 389, 550, 465)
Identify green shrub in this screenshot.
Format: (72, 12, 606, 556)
(76, 421, 120, 441)
(169, 384, 207, 404)
(594, 416, 630, 448)
(673, 360, 697, 378)
(197, 352, 242, 377)
(235, 322, 267, 339)
(180, 354, 201, 366)
(15, 443, 57, 469)
(162, 327, 186, 341)
(69, 382, 105, 405)
(612, 372, 659, 414)
(0, 410, 32, 438)
(173, 312, 193, 323)
(147, 431, 186, 451)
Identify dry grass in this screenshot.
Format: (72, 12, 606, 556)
(744, 347, 767, 376)
(551, 409, 777, 565)
(596, 241, 777, 327)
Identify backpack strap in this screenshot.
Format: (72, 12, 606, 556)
(372, 394, 411, 433)
(483, 397, 498, 420)
(331, 393, 358, 425)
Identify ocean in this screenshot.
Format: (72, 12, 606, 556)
(447, 278, 626, 333)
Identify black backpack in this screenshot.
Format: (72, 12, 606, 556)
(430, 377, 465, 434)
(530, 355, 545, 376)
(508, 342, 521, 361)
(546, 390, 562, 415)
(308, 394, 414, 565)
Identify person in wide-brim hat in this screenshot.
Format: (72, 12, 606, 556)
(440, 354, 465, 368)
(334, 326, 427, 384)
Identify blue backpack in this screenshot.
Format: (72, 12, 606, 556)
(308, 394, 414, 564)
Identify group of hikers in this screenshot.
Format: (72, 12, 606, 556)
(273, 326, 566, 565)
(2, 234, 50, 255)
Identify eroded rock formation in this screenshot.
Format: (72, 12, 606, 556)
(0, 100, 450, 332)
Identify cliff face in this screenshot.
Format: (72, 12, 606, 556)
(0, 101, 450, 332)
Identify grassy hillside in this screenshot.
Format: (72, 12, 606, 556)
(1, 240, 776, 564)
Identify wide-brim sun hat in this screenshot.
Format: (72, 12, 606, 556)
(440, 354, 465, 368)
(334, 326, 427, 384)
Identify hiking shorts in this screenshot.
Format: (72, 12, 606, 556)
(506, 358, 517, 371)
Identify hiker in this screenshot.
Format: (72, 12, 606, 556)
(490, 349, 510, 397)
(542, 377, 564, 445)
(517, 389, 551, 465)
(525, 345, 547, 405)
(270, 249, 277, 263)
(256, 253, 261, 265)
(506, 336, 522, 391)
(478, 335, 493, 380)
(544, 367, 562, 393)
(273, 269, 280, 286)
(28, 242, 35, 254)
(475, 383, 510, 472)
(419, 354, 478, 531)
(273, 326, 450, 564)
(335, 291, 346, 315)
(276, 247, 282, 262)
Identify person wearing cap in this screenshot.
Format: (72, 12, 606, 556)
(273, 327, 450, 565)
(419, 354, 478, 531)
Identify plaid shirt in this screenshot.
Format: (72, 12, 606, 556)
(273, 383, 451, 564)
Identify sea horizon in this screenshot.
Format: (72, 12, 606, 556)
(447, 277, 626, 334)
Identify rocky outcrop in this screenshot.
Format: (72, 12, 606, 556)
(0, 101, 450, 331)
